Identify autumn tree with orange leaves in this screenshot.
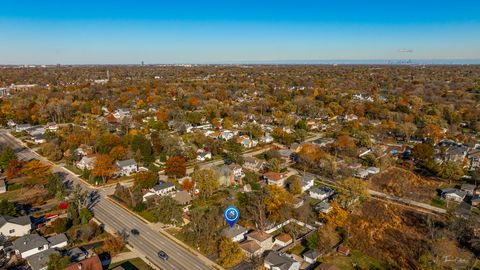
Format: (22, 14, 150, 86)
(165, 156, 186, 179)
(92, 155, 117, 184)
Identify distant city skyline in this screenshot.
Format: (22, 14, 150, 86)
(1, 0, 479, 64)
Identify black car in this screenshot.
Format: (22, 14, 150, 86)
(158, 251, 169, 260)
(131, 229, 140, 235)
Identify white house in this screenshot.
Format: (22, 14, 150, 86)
(47, 233, 68, 249)
(13, 234, 50, 258)
(113, 108, 131, 119)
(264, 251, 300, 270)
(0, 179, 6, 194)
(309, 187, 334, 201)
(220, 130, 235, 141)
(196, 151, 212, 161)
(303, 249, 320, 264)
(0, 215, 32, 237)
(116, 159, 138, 176)
(354, 168, 369, 179)
(273, 233, 293, 248)
(366, 167, 380, 175)
(143, 182, 176, 201)
(222, 225, 248, 243)
(26, 249, 59, 270)
(300, 174, 315, 193)
(441, 188, 467, 202)
(45, 122, 58, 131)
(31, 134, 46, 144)
(76, 156, 96, 170)
(264, 172, 287, 187)
(16, 124, 32, 132)
(260, 134, 274, 144)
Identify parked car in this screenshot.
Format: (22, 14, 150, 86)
(131, 229, 140, 235)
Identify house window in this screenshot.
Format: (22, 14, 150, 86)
(9, 229, 15, 233)
(38, 246, 44, 251)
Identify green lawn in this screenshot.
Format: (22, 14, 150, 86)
(108, 258, 155, 270)
(431, 196, 447, 208)
(321, 250, 387, 270)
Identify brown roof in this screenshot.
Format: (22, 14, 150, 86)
(239, 240, 261, 253)
(337, 245, 350, 256)
(63, 256, 102, 270)
(275, 233, 292, 243)
(263, 172, 285, 181)
(247, 230, 272, 242)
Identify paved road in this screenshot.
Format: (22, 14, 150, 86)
(0, 131, 214, 270)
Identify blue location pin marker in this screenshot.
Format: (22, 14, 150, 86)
(224, 206, 240, 228)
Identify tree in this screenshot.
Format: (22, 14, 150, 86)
(0, 147, 16, 170)
(438, 161, 464, 184)
(0, 199, 17, 216)
(151, 196, 183, 225)
(109, 145, 126, 160)
(264, 185, 292, 222)
(91, 154, 116, 183)
(181, 177, 194, 192)
(131, 134, 154, 163)
(333, 134, 357, 156)
(80, 208, 93, 224)
(337, 177, 369, 208)
(267, 158, 283, 173)
(133, 171, 158, 190)
(103, 233, 125, 256)
(47, 253, 70, 270)
(22, 160, 51, 179)
(217, 237, 244, 268)
(165, 156, 186, 178)
(192, 169, 219, 199)
(52, 218, 68, 233)
(286, 176, 302, 195)
(412, 143, 434, 162)
(46, 174, 66, 200)
(5, 159, 25, 179)
(319, 201, 348, 228)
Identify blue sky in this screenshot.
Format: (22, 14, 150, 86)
(0, 0, 479, 64)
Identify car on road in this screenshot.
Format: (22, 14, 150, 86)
(131, 229, 140, 235)
(158, 251, 169, 260)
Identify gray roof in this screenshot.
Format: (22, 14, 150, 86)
(153, 182, 174, 191)
(27, 249, 59, 270)
(264, 251, 297, 270)
(13, 234, 49, 253)
(0, 215, 31, 227)
(222, 225, 248, 239)
(461, 183, 476, 191)
(116, 159, 137, 168)
(310, 187, 333, 195)
(47, 233, 68, 246)
(171, 190, 192, 205)
(67, 247, 87, 262)
(303, 249, 320, 260)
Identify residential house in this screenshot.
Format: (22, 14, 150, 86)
(337, 245, 350, 256)
(116, 159, 138, 176)
(0, 215, 31, 237)
(273, 233, 293, 248)
(27, 125, 46, 136)
(243, 157, 266, 172)
(45, 122, 58, 131)
(16, 123, 32, 132)
(314, 201, 332, 213)
(196, 150, 212, 161)
(171, 190, 192, 206)
(366, 167, 380, 175)
(264, 172, 288, 187)
(222, 225, 248, 243)
(469, 148, 480, 171)
(303, 249, 320, 264)
(278, 149, 294, 161)
(441, 188, 467, 202)
(309, 187, 334, 201)
(300, 174, 315, 192)
(263, 251, 300, 270)
(237, 135, 258, 149)
(26, 248, 58, 270)
(47, 233, 68, 249)
(113, 108, 131, 119)
(31, 134, 46, 144)
(76, 156, 96, 170)
(220, 130, 235, 141)
(246, 231, 273, 251)
(143, 182, 176, 201)
(228, 164, 245, 180)
(261, 134, 274, 144)
(239, 240, 262, 258)
(13, 234, 50, 258)
(67, 247, 88, 262)
(0, 179, 6, 194)
(63, 255, 103, 270)
(460, 184, 476, 196)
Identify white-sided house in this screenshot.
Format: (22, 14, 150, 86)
(196, 151, 212, 161)
(13, 234, 50, 258)
(222, 225, 248, 243)
(45, 122, 58, 131)
(441, 188, 467, 203)
(309, 187, 334, 201)
(0, 179, 6, 194)
(142, 182, 176, 202)
(303, 249, 320, 264)
(300, 174, 315, 193)
(366, 167, 380, 175)
(220, 130, 235, 141)
(116, 159, 138, 176)
(264, 251, 300, 270)
(273, 233, 293, 248)
(16, 124, 32, 132)
(0, 215, 32, 237)
(47, 233, 68, 249)
(76, 156, 96, 170)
